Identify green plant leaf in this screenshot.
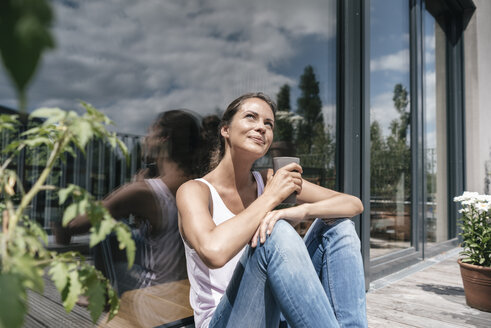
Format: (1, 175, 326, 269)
(89, 217, 116, 247)
(63, 268, 83, 313)
(12, 256, 44, 293)
(115, 224, 135, 268)
(0, 114, 19, 132)
(84, 271, 106, 323)
(0, 274, 27, 328)
(62, 199, 88, 226)
(58, 184, 77, 205)
(48, 261, 69, 294)
(71, 119, 93, 150)
(30, 107, 65, 121)
(0, 0, 55, 110)
(106, 284, 120, 321)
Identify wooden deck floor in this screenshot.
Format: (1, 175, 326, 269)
(367, 248, 491, 328)
(24, 248, 491, 327)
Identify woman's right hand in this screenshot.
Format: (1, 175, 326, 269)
(263, 162, 303, 205)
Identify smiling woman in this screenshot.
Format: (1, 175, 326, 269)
(177, 92, 366, 328)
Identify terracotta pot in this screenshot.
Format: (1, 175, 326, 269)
(458, 259, 491, 312)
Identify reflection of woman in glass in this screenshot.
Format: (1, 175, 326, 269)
(60, 110, 205, 294)
(177, 93, 367, 327)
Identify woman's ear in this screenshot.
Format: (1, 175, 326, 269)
(221, 125, 229, 139)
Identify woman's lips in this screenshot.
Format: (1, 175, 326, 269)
(249, 136, 265, 145)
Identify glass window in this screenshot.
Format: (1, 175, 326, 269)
(0, 0, 338, 325)
(423, 4, 448, 245)
(370, 0, 411, 259)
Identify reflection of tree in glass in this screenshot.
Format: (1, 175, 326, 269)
(371, 83, 411, 200)
(271, 66, 336, 188)
(274, 84, 294, 143)
(296, 65, 323, 154)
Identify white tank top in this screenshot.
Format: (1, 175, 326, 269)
(141, 179, 187, 284)
(182, 171, 265, 328)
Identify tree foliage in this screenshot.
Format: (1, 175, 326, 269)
(296, 65, 324, 154)
(370, 83, 411, 200)
(274, 84, 294, 142)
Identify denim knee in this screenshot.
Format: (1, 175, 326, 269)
(323, 219, 361, 251)
(266, 220, 305, 256)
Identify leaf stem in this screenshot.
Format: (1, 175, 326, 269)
(10, 130, 69, 237)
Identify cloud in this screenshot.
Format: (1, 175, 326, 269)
(370, 91, 401, 137)
(0, 0, 337, 135)
(370, 49, 409, 73)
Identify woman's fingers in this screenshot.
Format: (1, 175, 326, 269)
(281, 162, 303, 173)
(266, 212, 281, 236)
(250, 227, 260, 248)
(259, 212, 273, 244)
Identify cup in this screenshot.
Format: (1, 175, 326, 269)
(273, 156, 300, 204)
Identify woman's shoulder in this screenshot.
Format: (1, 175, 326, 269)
(176, 179, 211, 202)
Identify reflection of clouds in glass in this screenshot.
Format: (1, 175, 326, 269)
(425, 70, 437, 149)
(370, 49, 409, 72)
(0, 0, 336, 135)
(322, 104, 336, 129)
(370, 91, 400, 136)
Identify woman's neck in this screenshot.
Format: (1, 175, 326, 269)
(158, 159, 191, 196)
(214, 150, 255, 190)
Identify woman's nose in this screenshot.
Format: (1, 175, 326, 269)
(255, 122, 266, 133)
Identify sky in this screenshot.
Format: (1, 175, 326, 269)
(0, 0, 338, 136)
(369, 0, 444, 154)
(0, 0, 441, 154)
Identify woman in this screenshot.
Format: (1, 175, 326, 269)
(60, 109, 206, 294)
(177, 93, 367, 327)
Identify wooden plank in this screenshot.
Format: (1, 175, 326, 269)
(367, 300, 469, 328)
(98, 279, 193, 328)
(367, 293, 490, 328)
(27, 290, 94, 328)
(367, 314, 416, 328)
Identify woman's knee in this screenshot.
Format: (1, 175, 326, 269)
(325, 219, 361, 253)
(268, 220, 304, 249)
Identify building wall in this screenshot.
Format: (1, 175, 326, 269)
(464, 0, 491, 194)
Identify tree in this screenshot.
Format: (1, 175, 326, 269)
(370, 83, 411, 200)
(296, 65, 323, 154)
(277, 84, 291, 112)
(274, 84, 294, 142)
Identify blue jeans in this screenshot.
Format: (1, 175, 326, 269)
(209, 219, 367, 328)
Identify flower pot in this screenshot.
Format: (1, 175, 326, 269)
(458, 259, 491, 312)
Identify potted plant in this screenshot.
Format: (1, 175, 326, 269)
(454, 191, 491, 312)
(0, 1, 135, 326)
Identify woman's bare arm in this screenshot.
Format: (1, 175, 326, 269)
(66, 182, 160, 235)
(252, 169, 363, 245)
(177, 163, 302, 269)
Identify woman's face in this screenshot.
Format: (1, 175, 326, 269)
(222, 98, 275, 158)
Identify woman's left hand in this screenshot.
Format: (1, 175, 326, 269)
(250, 205, 308, 247)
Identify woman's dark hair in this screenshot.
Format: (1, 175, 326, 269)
(205, 92, 277, 170)
(144, 109, 202, 177)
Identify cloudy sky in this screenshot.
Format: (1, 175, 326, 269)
(369, 0, 443, 152)
(0, 0, 337, 135)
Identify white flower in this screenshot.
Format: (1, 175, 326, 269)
(455, 191, 480, 203)
(462, 199, 475, 206)
(476, 202, 490, 214)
